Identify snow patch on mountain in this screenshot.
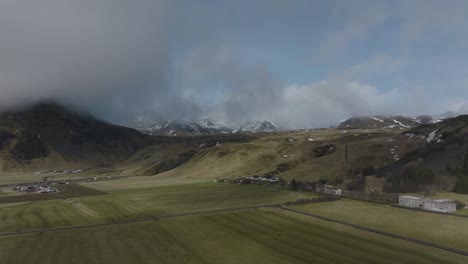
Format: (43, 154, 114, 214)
(426, 130, 438, 143)
(338, 112, 457, 130)
(234, 120, 279, 133)
(134, 119, 232, 136)
(369, 117, 384, 122)
(393, 119, 410, 128)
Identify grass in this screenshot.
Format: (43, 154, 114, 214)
(0, 209, 466, 264)
(0, 182, 314, 232)
(1, 177, 467, 263)
(292, 199, 468, 251)
(134, 128, 409, 183)
(0, 128, 416, 185)
(0, 170, 115, 186)
(433, 192, 468, 204)
(80, 175, 212, 191)
(456, 209, 468, 215)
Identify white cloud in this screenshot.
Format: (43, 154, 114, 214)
(273, 81, 390, 128)
(316, 0, 390, 61)
(396, 0, 468, 47)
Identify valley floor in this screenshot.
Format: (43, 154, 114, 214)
(0, 175, 467, 263)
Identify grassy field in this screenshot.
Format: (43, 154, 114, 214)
(0, 181, 313, 232)
(80, 175, 212, 191)
(292, 199, 468, 251)
(0, 209, 466, 264)
(1, 177, 468, 263)
(433, 192, 468, 204)
(0, 170, 118, 186)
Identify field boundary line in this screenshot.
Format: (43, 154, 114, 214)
(279, 206, 468, 257)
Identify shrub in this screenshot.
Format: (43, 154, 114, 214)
(454, 199, 466, 210)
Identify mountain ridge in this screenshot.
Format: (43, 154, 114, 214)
(337, 113, 457, 130)
(134, 118, 279, 135)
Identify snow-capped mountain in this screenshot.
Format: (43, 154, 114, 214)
(134, 118, 232, 136)
(337, 113, 457, 130)
(134, 118, 280, 136)
(234, 120, 279, 133)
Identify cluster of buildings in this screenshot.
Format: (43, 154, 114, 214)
(244, 176, 280, 183)
(12, 184, 58, 193)
(398, 196, 456, 213)
(34, 169, 84, 175)
(217, 176, 281, 184)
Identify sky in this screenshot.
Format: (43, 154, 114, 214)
(1, 0, 468, 129)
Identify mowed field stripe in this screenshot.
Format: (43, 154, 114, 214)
(0, 204, 280, 237)
(2, 203, 468, 260)
(280, 206, 468, 257)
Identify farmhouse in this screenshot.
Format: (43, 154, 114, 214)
(398, 196, 456, 213)
(316, 185, 342, 196)
(422, 199, 456, 213)
(398, 196, 420, 208)
(19, 185, 37, 192)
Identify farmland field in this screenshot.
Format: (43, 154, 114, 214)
(0, 181, 313, 232)
(292, 199, 468, 251)
(1, 209, 466, 264)
(1, 178, 468, 263)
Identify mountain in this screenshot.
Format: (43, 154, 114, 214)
(134, 118, 232, 136)
(378, 115, 468, 193)
(0, 102, 153, 171)
(337, 113, 457, 130)
(0, 102, 256, 175)
(134, 118, 280, 135)
(234, 120, 279, 133)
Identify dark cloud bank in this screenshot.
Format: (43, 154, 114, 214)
(0, 0, 285, 126)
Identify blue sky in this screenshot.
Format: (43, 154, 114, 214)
(1, 0, 468, 128)
(167, 0, 468, 127)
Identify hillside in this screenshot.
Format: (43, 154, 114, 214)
(0, 102, 153, 171)
(0, 102, 256, 175)
(3, 102, 468, 195)
(152, 115, 468, 194)
(379, 115, 468, 193)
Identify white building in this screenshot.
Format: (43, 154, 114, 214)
(398, 196, 421, 208)
(316, 185, 342, 196)
(399, 196, 456, 213)
(422, 199, 456, 213)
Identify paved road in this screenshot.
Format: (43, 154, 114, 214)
(0, 204, 280, 237)
(280, 207, 468, 257)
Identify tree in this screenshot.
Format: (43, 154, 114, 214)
(454, 199, 466, 210)
(455, 148, 468, 193)
(290, 179, 298, 190)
